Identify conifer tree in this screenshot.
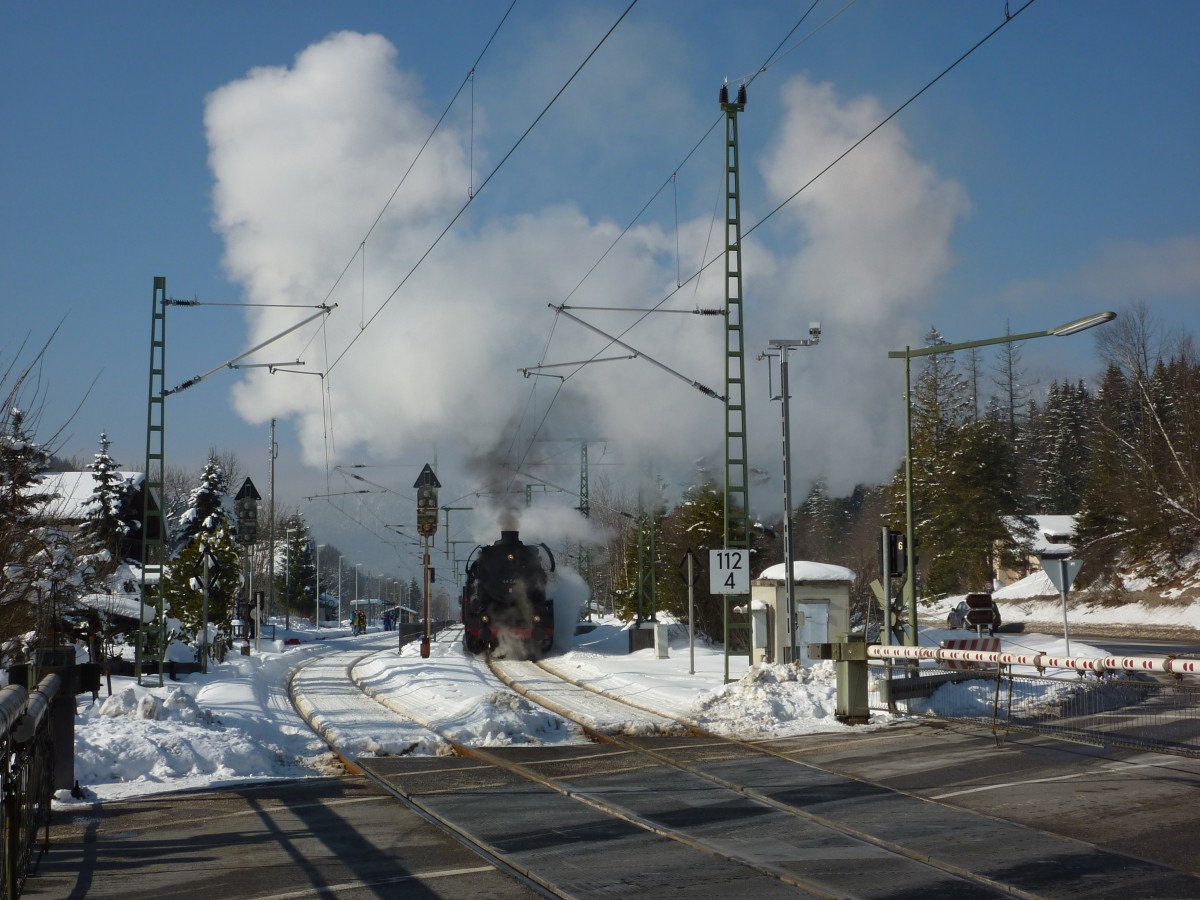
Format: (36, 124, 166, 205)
(160, 525, 242, 658)
(172, 456, 231, 555)
(0, 406, 54, 649)
(891, 328, 1031, 597)
(652, 480, 724, 636)
(275, 516, 317, 620)
(77, 433, 139, 580)
(1076, 362, 1143, 590)
(1035, 381, 1093, 514)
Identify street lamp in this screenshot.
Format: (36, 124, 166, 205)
(355, 563, 363, 628)
(338, 555, 345, 629)
(761, 326, 821, 663)
(284, 527, 300, 632)
(315, 544, 326, 627)
(888, 311, 1115, 646)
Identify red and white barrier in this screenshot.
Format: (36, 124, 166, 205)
(868, 644, 1200, 676)
(941, 638, 1000, 669)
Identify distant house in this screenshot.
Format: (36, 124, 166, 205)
(77, 560, 157, 627)
(994, 515, 1075, 587)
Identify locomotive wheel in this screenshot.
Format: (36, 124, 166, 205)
(464, 634, 484, 655)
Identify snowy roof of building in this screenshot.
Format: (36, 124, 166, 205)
(30, 471, 144, 521)
(756, 561, 855, 583)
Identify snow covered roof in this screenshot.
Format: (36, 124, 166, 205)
(77, 563, 156, 622)
(1004, 514, 1077, 556)
(29, 471, 145, 521)
(756, 561, 855, 583)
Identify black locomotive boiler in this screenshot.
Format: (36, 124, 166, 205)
(461, 530, 555, 659)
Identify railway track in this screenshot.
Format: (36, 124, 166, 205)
(289, 645, 1200, 898)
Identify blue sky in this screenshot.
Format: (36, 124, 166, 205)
(3, 1, 1198, 578)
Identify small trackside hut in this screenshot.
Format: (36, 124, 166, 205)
(748, 561, 853, 666)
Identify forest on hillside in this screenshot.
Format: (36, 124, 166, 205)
(587, 303, 1200, 634)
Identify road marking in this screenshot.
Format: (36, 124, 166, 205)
(254, 865, 497, 899)
(929, 760, 1165, 800)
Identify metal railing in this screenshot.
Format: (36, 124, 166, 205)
(869, 648, 1200, 758)
(0, 676, 60, 899)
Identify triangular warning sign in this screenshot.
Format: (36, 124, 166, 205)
(1041, 557, 1083, 594)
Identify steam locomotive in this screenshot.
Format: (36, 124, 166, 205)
(461, 530, 555, 659)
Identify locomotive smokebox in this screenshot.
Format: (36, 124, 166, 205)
(463, 529, 555, 659)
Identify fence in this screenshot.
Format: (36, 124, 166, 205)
(868, 645, 1200, 758)
(0, 675, 60, 899)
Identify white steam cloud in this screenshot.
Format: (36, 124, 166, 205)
(205, 31, 968, 532)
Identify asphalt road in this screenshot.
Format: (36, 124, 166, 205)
(27, 777, 545, 899)
(28, 721, 1200, 898)
(1069, 633, 1200, 658)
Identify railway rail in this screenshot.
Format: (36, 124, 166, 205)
(289, 645, 1200, 899)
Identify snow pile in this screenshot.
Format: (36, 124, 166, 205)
(437, 690, 576, 746)
(76, 687, 291, 791)
(688, 662, 853, 737)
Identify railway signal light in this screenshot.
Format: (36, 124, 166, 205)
(235, 478, 261, 545)
(888, 531, 906, 577)
(414, 464, 441, 538)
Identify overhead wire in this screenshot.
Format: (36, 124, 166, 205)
(314, 0, 1037, 552)
(312, 0, 521, 506)
(504, 2, 835, 497)
(323, 1, 639, 378)
(516, 1, 836, 460)
(536, 0, 1039, 412)
(305, 2, 641, 554)
(744, 0, 1040, 244)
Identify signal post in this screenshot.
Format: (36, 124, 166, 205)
(415, 464, 441, 658)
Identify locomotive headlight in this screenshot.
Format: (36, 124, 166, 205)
(532, 615, 541, 623)
(481, 614, 490, 623)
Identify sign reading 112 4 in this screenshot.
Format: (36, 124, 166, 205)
(709, 549, 749, 594)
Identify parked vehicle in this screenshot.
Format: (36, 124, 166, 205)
(947, 597, 1001, 634)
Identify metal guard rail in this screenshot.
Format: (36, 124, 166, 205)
(1, 675, 60, 900)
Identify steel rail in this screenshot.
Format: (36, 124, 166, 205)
(491, 658, 1038, 899)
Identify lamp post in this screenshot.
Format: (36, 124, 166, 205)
(338, 555, 345, 629)
(315, 544, 326, 627)
(761, 326, 821, 662)
(355, 563, 363, 628)
(284, 527, 299, 632)
(888, 311, 1115, 646)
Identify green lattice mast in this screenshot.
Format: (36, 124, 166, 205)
(137, 277, 168, 686)
(720, 82, 751, 682)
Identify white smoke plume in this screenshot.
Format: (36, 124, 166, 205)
(204, 30, 968, 533)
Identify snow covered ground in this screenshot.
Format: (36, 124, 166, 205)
(54, 572, 1200, 808)
(927, 568, 1200, 634)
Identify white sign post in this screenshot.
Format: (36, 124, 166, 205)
(709, 549, 750, 595)
(1040, 556, 1083, 656)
